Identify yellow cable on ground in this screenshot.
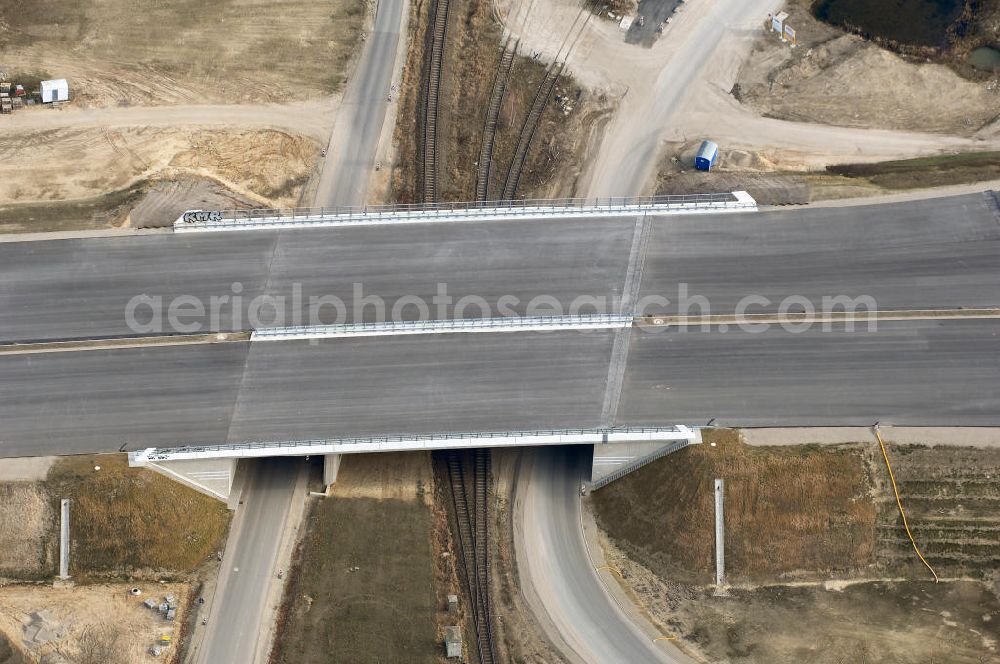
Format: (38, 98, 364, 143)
(874, 428, 939, 582)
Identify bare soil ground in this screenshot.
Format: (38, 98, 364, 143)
(877, 443, 1000, 578)
(270, 452, 440, 664)
(0, 127, 318, 232)
(656, 145, 1000, 205)
(128, 177, 258, 229)
(0, 484, 52, 580)
(0, 127, 317, 207)
(0, 0, 366, 106)
(734, 3, 1000, 137)
(390, 0, 609, 202)
(0, 582, 191, 664)
(598, 533, 1000, 664)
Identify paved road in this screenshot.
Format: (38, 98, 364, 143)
(195, 458, 302, 664)
(516, 446, 688, 663)
(0, 217, 635, 342)
(618, 319, 1000, 427)
(3, 192, 999, 342)
(2, 319, 998, 457)
(314, 0, 405, 206)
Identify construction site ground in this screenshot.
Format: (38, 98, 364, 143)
(0, 583, 193, 664)
(494, 0, 1000, 198)
(735, 2, 1000, 137)
(0, 454, 230, 663)
(0, 0, 368, 232)
(591, 429, 1000, 663)
(270, 452, 439, 664)
(390, 0, 611, 202)
(0, 0, 365, 106)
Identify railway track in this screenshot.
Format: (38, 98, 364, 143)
(447, 449, 497, 664)
(421, 0, 451, 203)
(498, 62, 563, 201)
(475, 37, 518, 202)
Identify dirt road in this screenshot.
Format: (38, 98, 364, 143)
(3, 102, 335, 143)
(499, 0, 1000, 196)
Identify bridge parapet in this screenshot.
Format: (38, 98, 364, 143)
(174, 192, 757, 232)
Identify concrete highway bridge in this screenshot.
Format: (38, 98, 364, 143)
(2, 191, 999, 500)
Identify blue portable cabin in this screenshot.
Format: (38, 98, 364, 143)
(695, 140, 719, 171)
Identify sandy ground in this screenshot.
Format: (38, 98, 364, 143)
(3, 103, 335, 143)
(497, 0, 1000, 197)
(736, 5, 1000, 136)
(0, 460, 55, 483)
(0, 583, 190, 664)
(128, 178, 258, 229)
(742, 426, 1000, 448)
(0, 0, 364, 107)
(0, 127, 319, 208)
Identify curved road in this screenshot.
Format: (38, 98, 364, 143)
(515, 446, 692, 663)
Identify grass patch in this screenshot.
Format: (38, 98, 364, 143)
(827, 151, 1000, 189)
(272, 496, 438, 664)
(592, 430, 875, 584)
(45, 455, 230, 578)
(0, 182, 147, 233)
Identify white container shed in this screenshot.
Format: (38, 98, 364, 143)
(40, 79, 69, 103)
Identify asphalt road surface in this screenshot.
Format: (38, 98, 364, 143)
(516, 446, 688, 663)
(314, 0, 404, 206)
(1, 319, 998, 457)
(2, 193, 998, 342)
(195, 458, 301, 664)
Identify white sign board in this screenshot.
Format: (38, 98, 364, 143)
(619, 15, 633, 31)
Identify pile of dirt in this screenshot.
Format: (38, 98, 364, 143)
(735, 4, 1000, 136)
(127, 176, 258, 229)
(591, 430, 875, 585)
(0, 127, 317, 231)
(877, 443, 1000, 578)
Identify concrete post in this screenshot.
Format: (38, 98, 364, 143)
(714, 479, 724, 590)
(59, 499, 70, 580)
(323, 454, 342, 488)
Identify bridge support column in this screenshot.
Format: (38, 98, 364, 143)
(323, 453, 342, 489)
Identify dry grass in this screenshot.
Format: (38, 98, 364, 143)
(45, 455, 230, 578)
(271, 497, 438, 664)
(390, 0, 604, 202)
(0, 0, 367, 105)
(592, 430, 875, 584)
(0, 483, 52, 579)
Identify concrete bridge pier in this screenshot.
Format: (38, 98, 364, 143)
(323, 453, 342, 489)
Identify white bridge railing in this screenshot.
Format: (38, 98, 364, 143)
(129, 426, 698, 461)
(174, 192, 757, 232)
(251, 314, 633, 341)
